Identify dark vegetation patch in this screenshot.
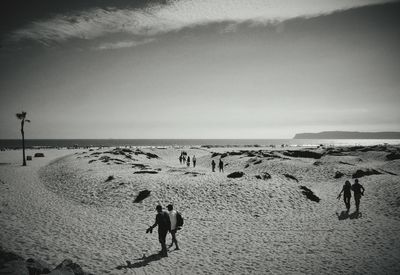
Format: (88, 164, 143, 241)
(133, 171, 158, 174)
(88, 159, 96, 164)
(212, 150, 281, 160)
(379, 169, 397, 176)
(284, 174, 298, 182)
(386, 152, 400, 161)
(339, 161, 355, 166)
(334, 171, 344, 179)
(283, 150, 323, 159)
(34, 153, 45, 157)
(132, 163, 150, 169)
(184, 172, 205, 177)
(300, 186, 320, 202)
(134, 190, 151, 203)
(313, 161, 322, 166)
(227, 171, 245, 178)
(255, 172, 271, 180)
(352, 169, 382, 178)
(104, 148, 159, 159)
(253, 160, 262, 165)
(105, 175, 115, 182)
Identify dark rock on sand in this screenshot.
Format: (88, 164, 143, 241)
(227, 172, 245, 178)
(352, 169, 382, 178)
(283, 150, 323, 159)
(134, 190, 151, 203)
(253, 160, 262, 165)
(284, 174, 298, 182)
(334, 171, 344, 179)
(34, 153, 45, 157)
(300, 186, 320, 202)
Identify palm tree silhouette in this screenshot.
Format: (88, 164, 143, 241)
(16, 111, 30, 166)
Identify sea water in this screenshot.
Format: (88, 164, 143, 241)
(0, 139, 399, 149)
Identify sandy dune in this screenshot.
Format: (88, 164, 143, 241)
(1, 145, 400, 274)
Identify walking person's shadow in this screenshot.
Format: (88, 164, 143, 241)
(336, 210, 362, 220)
(116, 253, 163, 270)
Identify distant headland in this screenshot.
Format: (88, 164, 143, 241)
(293, 131, 400, 139)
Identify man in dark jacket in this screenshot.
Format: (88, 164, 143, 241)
(352, 179, 365, 212)
(147, 205, 171, 257)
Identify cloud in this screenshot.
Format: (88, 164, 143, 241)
(94, 38, 156, 50)
(8, 0, 394, 45)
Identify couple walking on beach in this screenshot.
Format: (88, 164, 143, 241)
(337, 179, 365, 212)
(146, 204, 183, 257)
(211, 158, 224, 172)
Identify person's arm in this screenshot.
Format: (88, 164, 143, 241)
(337, 188, 343, 199)
(146, 216, 158, 233)
(361, 185, 365, 195)
(150, 216, 158, 229)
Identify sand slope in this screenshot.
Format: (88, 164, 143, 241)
(1, 146, 400, 274)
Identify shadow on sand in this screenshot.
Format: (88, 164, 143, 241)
(336, 210, 362, 220)
(116, 253, 164, 270)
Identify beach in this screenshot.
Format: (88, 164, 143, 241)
(1, 145, 400, 274)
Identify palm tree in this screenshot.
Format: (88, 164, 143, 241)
(16, 111, 30, 166)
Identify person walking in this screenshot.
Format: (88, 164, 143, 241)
(352, 179, 365, 212)
(179, 155, 182, 164)
(211, 160, 216, 172)
(146, 205, 171, 257)
(167, 204, 180, 250)
(186, 156, 190, 167)
(193, 155, 196, 168)
(219, 159, 224, 172)
(337, 180, 352, 212)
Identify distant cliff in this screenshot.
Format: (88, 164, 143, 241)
(293, 131, 400, 139)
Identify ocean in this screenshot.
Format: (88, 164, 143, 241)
(1, 139, 400, 149)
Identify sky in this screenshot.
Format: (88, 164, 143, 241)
(0, 0, 399, 139)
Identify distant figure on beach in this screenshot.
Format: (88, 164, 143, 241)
(219, 159, 224, 172)
(146, 205, 171, 257)
(211, 160, 216, 172)
(193, 156, 196, 167)
(167, 204, 180, 250)
(179, 155, 182, 164)
(337, 180, 352, 212)
(186, 156, 190, 167)
(352, 179, 365, 212)
(182, 155, 186, 163)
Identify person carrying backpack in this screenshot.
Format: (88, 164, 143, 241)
(167, 204, 183, 250)
(146, 205, 171, 257)
(352, 179, 365, 212)
(337, 180, 352, 212)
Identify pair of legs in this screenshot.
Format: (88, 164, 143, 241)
(169, 229, 179, 250)
(354, 194, 361, 212)
(343, 195, 351, 212)
(158, 230, 168, 256)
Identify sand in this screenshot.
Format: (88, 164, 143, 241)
(1, 145, 400, 274)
